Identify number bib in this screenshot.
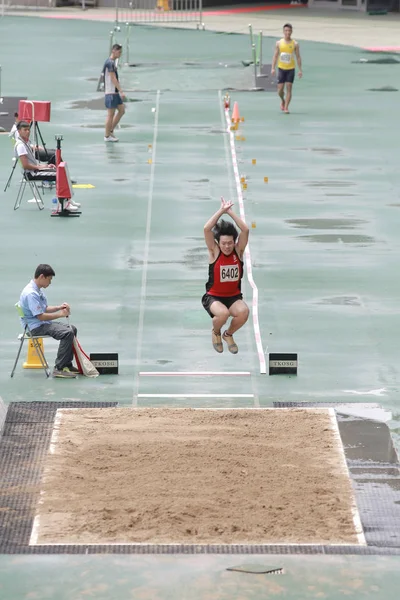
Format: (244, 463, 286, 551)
(280, 52, 292, 64)
(220, 265, 239, 282)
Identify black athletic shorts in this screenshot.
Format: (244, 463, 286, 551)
(201, 293, 243, 318)
(277, 68, 295, 84)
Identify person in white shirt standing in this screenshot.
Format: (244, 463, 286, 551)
(103, 44, 126, 142)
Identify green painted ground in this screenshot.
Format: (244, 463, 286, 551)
(1, 554, 400, 599)
(0, 15, 400, 598)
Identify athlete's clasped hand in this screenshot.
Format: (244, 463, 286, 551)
(220, 197, 234, 213)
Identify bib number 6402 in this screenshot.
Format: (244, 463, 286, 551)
(220, 265, 239, 281)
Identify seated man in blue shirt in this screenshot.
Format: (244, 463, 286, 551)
(19, 264, 79, 378)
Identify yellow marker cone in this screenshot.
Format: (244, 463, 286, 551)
(148, 144, 152, 149)
(148, 159, 152, 164)
(251, 221, 256, 229)
(240, 176, 246, 184)
(252, 159, 256, 165)
(264, 177, 269, 183)
(242, 183, 247, 190)
(23, 338, 46, 370)
(241, 117, 245, 122)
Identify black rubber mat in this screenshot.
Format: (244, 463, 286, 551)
(0, 402, 118, 554)
(1, 401, 400, 555)
(274, 401, 400, 550)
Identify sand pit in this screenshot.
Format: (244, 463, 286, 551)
(31, 408, 364, 545)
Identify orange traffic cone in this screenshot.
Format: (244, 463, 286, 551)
(231, 101, 241, 125)
(23, 338, 46, 369)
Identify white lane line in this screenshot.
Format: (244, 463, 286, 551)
(328, 408, 367, 546)
(139, 371, 251, 377)
(220, 94, 266, 375)
(132, 90, 161, 406)
(138, 394, 254, 399)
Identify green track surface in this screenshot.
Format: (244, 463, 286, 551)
(1, 15, 400, 599)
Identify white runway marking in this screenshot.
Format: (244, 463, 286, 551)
(343, 388, 387, 397)
(139, 371, 251, 376)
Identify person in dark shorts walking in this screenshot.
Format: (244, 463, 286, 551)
(271, 24, 302, 114)
(103, 44, 125, 142)
(202, 198, 249, 354)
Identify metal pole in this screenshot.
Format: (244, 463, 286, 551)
(115, 0, 119, 26)
(125, 23, 131, 65)
(258, 31, 263, 75)
(249, 24, 254, 63)
(252, 43, 257, 89)
(109, 30, 115, 55)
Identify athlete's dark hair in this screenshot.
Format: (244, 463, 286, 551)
(34, 264, 55, 279)
(112, 44, 122, 51)
(16, 120, 31, 130)
(283, 23, 293, 30)
(213, 219, 238, 243)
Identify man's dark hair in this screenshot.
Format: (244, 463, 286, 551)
(34, 264, 55, 279)
(283, 23, 293, 29)
(16, 120, 31, 130)
(112, 44, 122, 51)
(14, 112, 18, 118)
(213, 219, 238, 243)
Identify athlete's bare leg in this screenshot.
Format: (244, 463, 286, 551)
(226, 300, 249, 335)
(209, 301, 230, 352)
(284, 83, 293, 113)
(222, 299, 249, 354)
(277, 83, 285, 111)
(105, 108, 116, 138)
(210, 301, 230, 334)
(112, 103, 126, 132)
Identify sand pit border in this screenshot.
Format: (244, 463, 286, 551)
(29, 407, 366, 547)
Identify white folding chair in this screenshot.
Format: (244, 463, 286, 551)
(14, 171, 45, 211)
(11, 303, 50, 378)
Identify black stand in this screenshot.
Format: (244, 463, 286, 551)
(50, 197, 81, 218)
(4, 159, 17, 192)
(32, 121, 49, 162)
(50, 135, 81, 218)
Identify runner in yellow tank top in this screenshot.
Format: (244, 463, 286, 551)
(271, 24, 302, 114)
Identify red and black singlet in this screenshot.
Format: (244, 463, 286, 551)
(206, 249, 244, 297)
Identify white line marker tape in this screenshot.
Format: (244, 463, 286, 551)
(139, 371, 251, 377)
(132, 89, 161, 406)
(223, 102, 266, 374)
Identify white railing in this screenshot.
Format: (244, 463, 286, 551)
(115, 0, 203, 26)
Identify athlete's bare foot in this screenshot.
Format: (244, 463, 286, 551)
(280, 100, 285, 111)
(284, 109, 290, 114)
